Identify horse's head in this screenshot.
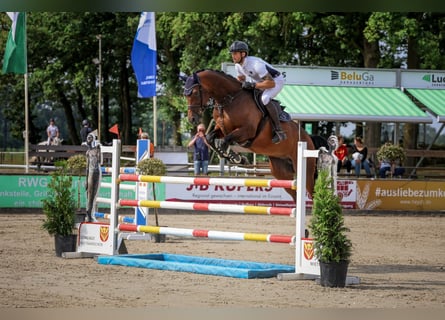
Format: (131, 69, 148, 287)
(183, 72, 207, 126)
(183, 69, 242, 126)
(52, 137, 63, 145)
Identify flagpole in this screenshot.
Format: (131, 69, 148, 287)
(24, 73, 29, 173)
(97, 34, 102, 143)
(24, 13, 29, 173)
(153, 96, 157, 146)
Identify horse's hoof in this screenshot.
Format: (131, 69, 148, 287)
(240, 156, 250, 165)
(229, 153, 242, 164)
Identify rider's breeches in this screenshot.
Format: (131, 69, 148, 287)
(261, 75, 285, 105)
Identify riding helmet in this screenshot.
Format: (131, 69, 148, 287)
(229, 41, 249, 53)
(82, 119, 89, 126)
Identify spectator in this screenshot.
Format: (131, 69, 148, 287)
(379, 158, 405, 178)
(46, 118, 59, 145)
(334, 135, 351, 174)
(80, 119, 93, 143)
(350, 136, 372, 178)
(140, 132, 155, 158)
(188, 123, 211, 176)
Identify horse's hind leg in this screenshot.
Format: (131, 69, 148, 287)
(269, 157, 295, 201)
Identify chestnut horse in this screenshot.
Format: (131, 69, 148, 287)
(184, 69, 316, 199)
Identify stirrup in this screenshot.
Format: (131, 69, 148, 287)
(272, 131, 287, 144)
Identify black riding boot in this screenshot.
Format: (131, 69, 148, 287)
(265, 102, 287, 144)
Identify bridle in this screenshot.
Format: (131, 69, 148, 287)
(185, 71, 244, 135)
(185, 74, 244, 114)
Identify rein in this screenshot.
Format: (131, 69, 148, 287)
(191, 83, 244, 135)
(212, 90, 244, 136)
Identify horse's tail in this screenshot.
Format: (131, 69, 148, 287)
(310, 135, 328, 150)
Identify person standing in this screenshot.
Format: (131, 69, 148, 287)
(80, 119, 92, 143)
(140, 132, 155, 158)
(46, 118, 59, 145)
(229, 40, 286, 144)
(188, 123, 211, 176)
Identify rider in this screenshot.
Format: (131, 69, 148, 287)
(229, 40, 287, 144)
(80, 119, 92, 144)
(46, 118, 59, 145)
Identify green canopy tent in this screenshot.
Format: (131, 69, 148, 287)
(405, 89, 445, 123)
(277, 85, 432, 123)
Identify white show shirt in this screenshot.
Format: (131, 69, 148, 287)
(235, 56, 285, 105)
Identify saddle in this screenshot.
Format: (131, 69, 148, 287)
(252, 89, 291, 122)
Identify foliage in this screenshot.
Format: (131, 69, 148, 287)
(66, 154, 87, 176)
(41, 162, 76, 236)
(2, 12, 445, 148)
(376, 143, 406, 162)
(66, 154, 87, 209)
(136, 158, 167, 227)
(136, 158, 167, 176)
(309, 169, 352, 263)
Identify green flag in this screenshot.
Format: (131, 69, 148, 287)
(2, 12, 27, 74)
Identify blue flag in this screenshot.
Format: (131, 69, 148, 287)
(131, 12, 157, 98)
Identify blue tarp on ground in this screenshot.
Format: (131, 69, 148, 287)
(97, 253, 295, 279)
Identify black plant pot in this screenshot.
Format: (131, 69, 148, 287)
(54, 234, 77, 257)
(319, 260, 349, 288)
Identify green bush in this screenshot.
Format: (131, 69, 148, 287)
(41, 163, 76, 236)
(136, 158, 167, 175)
(309, 168, 352, 263)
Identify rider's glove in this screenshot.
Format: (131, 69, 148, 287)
(242, 81, 256, 90)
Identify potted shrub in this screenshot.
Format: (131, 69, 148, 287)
(66, 154, 87, 222)
(136, 158, 167, 242)
(309, 168, 352, 287)
(376, 143, 406, 178)
(376, 142, 406, 163)
(42, 161, 77, 257)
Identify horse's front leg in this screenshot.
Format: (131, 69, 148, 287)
(206, 129, 248, 165)
(206, 129, 229, 157)
(224, 127, 254, 146)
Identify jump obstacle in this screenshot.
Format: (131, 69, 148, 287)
(72, 139, 358, 282)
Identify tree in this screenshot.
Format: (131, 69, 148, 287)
(1, 12, 444, 150)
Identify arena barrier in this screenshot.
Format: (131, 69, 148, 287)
(73, 139, 326, 280)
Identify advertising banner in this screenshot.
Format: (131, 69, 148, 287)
(2, 175, 443, 212)
(0, 175, 135, 208)
(165, 180, 357, 209)
(356, 180, 445, 211)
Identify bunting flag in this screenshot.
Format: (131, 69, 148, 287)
(109, 124, 120, 138)
(131, 12, 157, 98)
(2, 12, 27, 74)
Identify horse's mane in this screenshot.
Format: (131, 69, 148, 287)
(196, 68, 238, 83)
(184, 68, 240, 95)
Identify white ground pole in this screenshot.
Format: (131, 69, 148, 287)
(277, 141, 320, 280)
(109, 139, 120, 255)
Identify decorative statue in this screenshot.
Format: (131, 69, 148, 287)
(84, 133, 101, 222)
(317, 135, 339, 190)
